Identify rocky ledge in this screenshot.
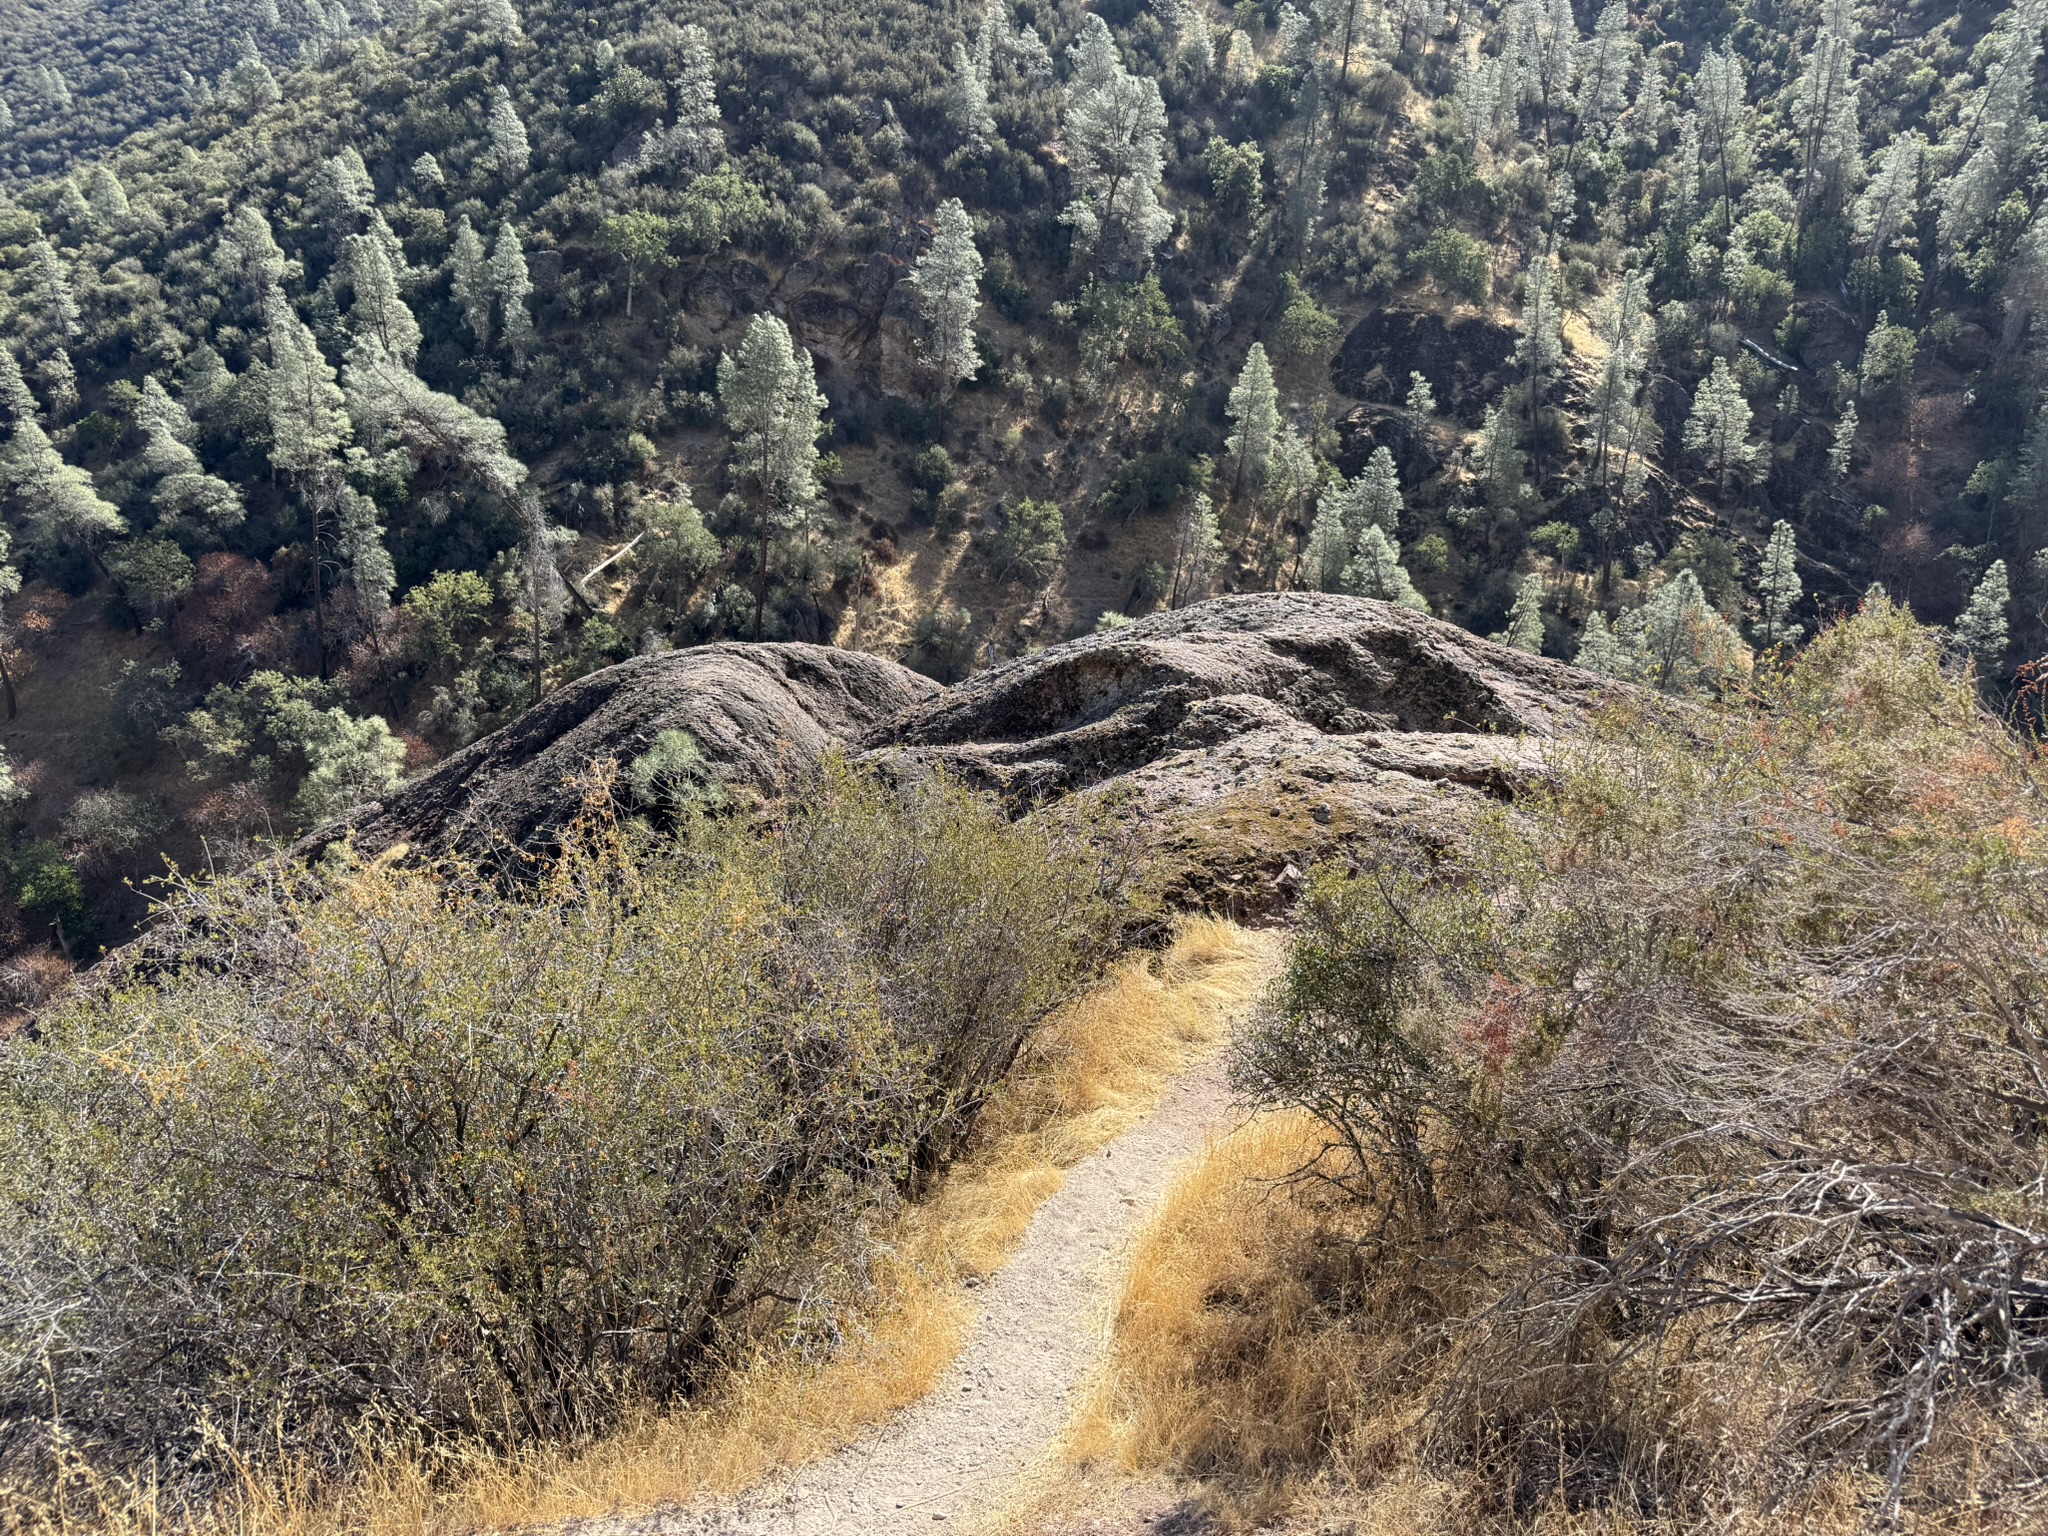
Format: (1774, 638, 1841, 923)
(315, 594, 1619, 910)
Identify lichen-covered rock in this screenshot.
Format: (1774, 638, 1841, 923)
(316, 595, 1620, 908)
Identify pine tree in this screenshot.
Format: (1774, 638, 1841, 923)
(81, 165, 129, 224)
(947, 40, 997, 153)
(1306, 448, 1403, 592)
(907, 198, 984, 388)
(347, 357, 525, 505)
(266, 293, 350, 479)
(2010, 390, 2048, 526)
(670, 25, 724, 169)
(1061, 15, 1173, 270)
(487, 88, 530, 180)
(216, 204, 288, 303)
(1516, 249, 1563, 420)
(1937, 0, 2046, 255)
(412, 153, 446, 192)
(334, 486, 397, 619)
(1852, 131, 1924, 263)
(1343, 525, 1429, 611)
(345, 233, 421, 364)
(36, 350, 77, 420)
(718, 314, 828, 640)
(2003, 215, 2048, 352)
(1683, 356, 1760, 489)
(1955, 559, 2010, 670)
(1388, 0, 1447, 55)
(310, 148, 376, 232)
(1406, 372, 1437, 414)
(54, 178, 92, 228)
(1590, 266, 1652, 486)
(1500, 572, 1545, 652)
(1302, 490, 1351, 591)
(477, 0, 522, 45)
(1574, 609, 1626, 675)
(1224, 342, 1280, 500)
(220, 36, 280, 112)
(1473, 400, 1526, 504)
(1668, 110, 1704, 224)
(1453, 47, 1508, 156)
(1790, 0, 1861, 240)
(634, 26, 724, 174)
(0, 347, 126, 566)
(37, 64, 72, 111)
(515, 489, 570, 702)
(1505, 0, 1580, 132)
(1693, 45, 1748, 231)
(1573, 0, 1635, 143)
(491, 220, 535, 364)
(1316, 0, 1387, 90)
(30, 240, 79, 338)
(266, 293, 351, 670)
(1625, 568, 1749, 692)
(1337, 447, 1403, 537)
(449, 215, 492, 347)
(135, 376, 246, 540)
(1756, 519, 1803, 648)
(1829, 401, 1858, 481)
(1169, 492, 1223, 607)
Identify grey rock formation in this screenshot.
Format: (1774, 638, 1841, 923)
(869, 594, 1609, 911)
(316, 596, 1620, 909)
(311, 642, 938, 859)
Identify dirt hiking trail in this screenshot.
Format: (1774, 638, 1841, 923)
(596, 956, 1275, 1536)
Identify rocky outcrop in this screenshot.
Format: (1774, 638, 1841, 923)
(1330, 308, 1516, 425)
(311, 643, 939, 859)
(1335, 403, 1452, 485)
(318, 596, 1622, 911)
(868, 595, 1611, 910)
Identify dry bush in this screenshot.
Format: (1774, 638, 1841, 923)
(0, 920, 1275, 1536)
(1101, 601, 2048, 1532)
(1077, 1114, 2044, 1536)
(0, 761, 1128, 1514)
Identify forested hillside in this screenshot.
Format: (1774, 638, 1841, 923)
(0, 0, 2043, 974)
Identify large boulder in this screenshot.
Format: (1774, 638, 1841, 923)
(310, 643, 939, 859)
(316, 596, 1622, 912)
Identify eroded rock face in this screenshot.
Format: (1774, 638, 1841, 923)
(318, 596, 1619, 910)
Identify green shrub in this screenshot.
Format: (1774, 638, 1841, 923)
(1414, 227, 1491, 301)
(976, 498, 1066, 585)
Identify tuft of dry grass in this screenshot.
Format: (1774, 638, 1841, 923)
(1062, 1112, 2048, 1536)
(16, 918, 1276, 1536)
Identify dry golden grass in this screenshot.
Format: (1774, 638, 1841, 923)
(1058, 1113, 2048, 1536)
(21, 917, 1276, 1536)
